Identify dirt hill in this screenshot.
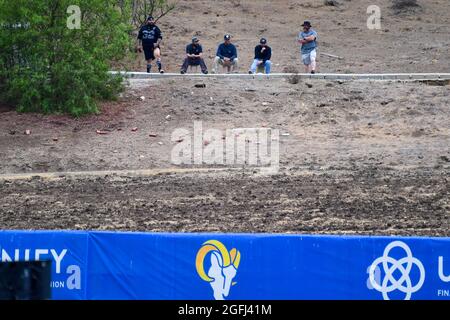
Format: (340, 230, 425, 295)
(124, 0, 450, 73)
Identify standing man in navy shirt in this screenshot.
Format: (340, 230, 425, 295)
(213, 34, 239, 74)
(298, 21, 318, 74)
(137, 16, 165, 74)
(180, 37, 208, 74)
(248, 38, 272, 75)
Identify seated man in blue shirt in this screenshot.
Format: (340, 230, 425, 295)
(213, 34, 239, 74)
(248, 38, 272, 75)
(298, 21, 318, 74)
(180, 37, 208, 74)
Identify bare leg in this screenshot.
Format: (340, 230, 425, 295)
(154, 47, 163, 73)
(310, 50, 317, 74)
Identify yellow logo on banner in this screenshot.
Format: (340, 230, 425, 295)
(195, 240, 241, 300)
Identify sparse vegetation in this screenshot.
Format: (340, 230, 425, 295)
(0, 0, 133, 116)
(324, 0, 339, 6)
(391, 0, 421, 14)
(285, 66, 300, 84)
(392, 0, 420, 10)
(128, 0, 177, 29)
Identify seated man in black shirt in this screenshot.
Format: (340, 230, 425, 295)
(180, 37, 208, 74)
(248, 38, 272, 75)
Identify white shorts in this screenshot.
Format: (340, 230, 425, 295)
(302, 49, 317, 65)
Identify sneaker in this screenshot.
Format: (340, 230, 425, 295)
(202, 71, 209, 75)
(248, 70, 253, 74)
(146, 66, 152, 73)
(160, 70, 165, 74)
(311, 70, 316, 74)
(180, 70, 186, 74)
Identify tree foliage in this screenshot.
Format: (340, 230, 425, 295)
(0, 0, 133, 116)
(127, 0, 177, 29)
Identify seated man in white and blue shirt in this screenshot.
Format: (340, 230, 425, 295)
(248, 38, 272, 74)
(213, 34, 239, 73)
(298, 21, 318, 74)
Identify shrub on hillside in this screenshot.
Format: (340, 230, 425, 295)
(0, 0, 132, 116)
(392, 0, 420, 10)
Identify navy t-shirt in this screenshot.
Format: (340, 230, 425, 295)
(186, 43, 203, 55)
(216, 43, 237, 60)
(138, 25, 162, 46)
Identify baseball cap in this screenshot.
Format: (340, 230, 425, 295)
(224, 34, 231, 40)
(147, 16, 154, 21)
(260, 38, 267, 44)
(192, 36, 199, 43)
(301, 21, 312, 27)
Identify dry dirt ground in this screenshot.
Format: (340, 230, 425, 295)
(0, 78, 449, 236)
(0, 0, 449, 236)
(121, 0, 450, 74)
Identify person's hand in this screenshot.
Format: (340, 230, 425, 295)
(138, 46, 143, 52)
(257, 60, 263, 65)
(224, 57, 230, 62)
(261, 47, 266, 52)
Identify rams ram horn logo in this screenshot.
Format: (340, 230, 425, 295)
(195, 240, 241, 300)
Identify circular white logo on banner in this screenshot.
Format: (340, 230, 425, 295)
(369, 241, 425, 300)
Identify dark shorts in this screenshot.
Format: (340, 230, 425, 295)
(143, 45, 155, 61)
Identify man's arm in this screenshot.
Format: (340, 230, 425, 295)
(266, 47, 272, 62)
(303, 35, 316, 42)
(197, 45, 203, 58)
(303, 31, 317, 43)
(217, 45, 224, 59)
(186, 45, 192, 58)
(137, 28, 143, 49)
(155, 27, 163, 46)
(297, 32, 303, 44)
(298, 32, 315, 44)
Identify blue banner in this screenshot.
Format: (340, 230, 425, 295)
(0, 231, 449, 300)
(0, 231, 88, 299)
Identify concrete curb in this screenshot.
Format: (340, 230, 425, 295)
(110, 71, 450, 81)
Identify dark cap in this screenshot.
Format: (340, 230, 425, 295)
(301, 21, 312, 27)
(260, 38, 267, 44)
(192, 36, 199, 43)
(147, 16, 154, 21)
(224, 34, 231, 40)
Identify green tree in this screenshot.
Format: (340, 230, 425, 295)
(0, 0, 132, 116)
(121, 0, 177, 29)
